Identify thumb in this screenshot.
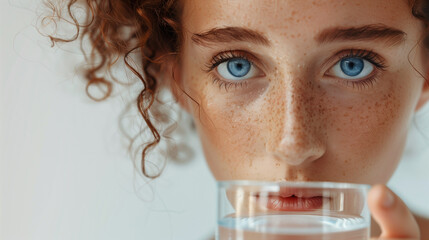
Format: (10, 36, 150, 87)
(368, 184, 420, 239)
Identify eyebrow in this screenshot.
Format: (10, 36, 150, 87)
(191, 27, 271, 46)
(191, 24, 406, 47)
(316, 24, 406, 46)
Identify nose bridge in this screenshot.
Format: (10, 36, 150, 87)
(268, 72, 325, 166)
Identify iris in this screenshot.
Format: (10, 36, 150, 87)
(340, 57, 364, 77)
(227, 58, 251, 78)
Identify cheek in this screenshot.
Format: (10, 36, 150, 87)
(194, 90, 268, 178)
(330, 93, 401, 152)
(179, 50, 267, 179)
(327, 78, 416, 182)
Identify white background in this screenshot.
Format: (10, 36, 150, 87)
(1, 1, 429, 240)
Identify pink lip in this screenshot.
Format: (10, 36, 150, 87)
(254, 187, 331, 211)
(276, 187, 325, 198)
(263, 196, 327, 211)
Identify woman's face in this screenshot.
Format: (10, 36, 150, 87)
(172, 0, 429, 184)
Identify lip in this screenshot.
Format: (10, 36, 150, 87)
(253, 187, 331, 211)
(276, 187, 327, 198)
(264, 196, 329, 211)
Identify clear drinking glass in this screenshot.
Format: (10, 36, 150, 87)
(216, 181, 371, 240)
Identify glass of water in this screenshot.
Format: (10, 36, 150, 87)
(216, 181, 371, 240)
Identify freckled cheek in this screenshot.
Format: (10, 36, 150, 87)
(329, 92, 405, 164)
(192, 98, 268, 179)
(200, 100, 265, 156)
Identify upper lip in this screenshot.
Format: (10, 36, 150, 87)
(254, 187, 329, 198)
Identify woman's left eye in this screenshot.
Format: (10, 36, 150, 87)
(216, 58, 259, 80)
(327, 57, 374, 80)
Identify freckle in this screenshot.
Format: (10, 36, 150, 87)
(342, 171, 346, 177)
(336, 127, 341, 131)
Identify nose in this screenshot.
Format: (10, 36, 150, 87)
(266, 78, 326, 166)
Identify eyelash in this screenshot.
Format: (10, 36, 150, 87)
(204, 50, 256, 91)
(331, 49, 387, 90)
(204, 49, 388, 91)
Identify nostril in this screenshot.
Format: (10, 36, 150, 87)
(305, 154, 323, 163)
(272, 151, 323, 166)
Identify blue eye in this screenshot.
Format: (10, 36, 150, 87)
(340, 57, 364, 76)
(330, 57, 374, 80)
(227, 58, 251, 77)
(217, 58, 258, 80)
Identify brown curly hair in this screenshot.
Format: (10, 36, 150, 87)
(42, 0, 429, 179)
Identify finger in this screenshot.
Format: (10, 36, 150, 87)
(368, 184, 420, 239)
(371, 238, 418, 240)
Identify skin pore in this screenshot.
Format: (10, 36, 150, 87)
(162, 0, 429, 237)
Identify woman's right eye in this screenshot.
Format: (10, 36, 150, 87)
(216, 58, 260, 81)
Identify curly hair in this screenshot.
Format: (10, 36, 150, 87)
(42, 0, 429, 179)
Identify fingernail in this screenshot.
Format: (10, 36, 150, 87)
(382, 189, 395, 208)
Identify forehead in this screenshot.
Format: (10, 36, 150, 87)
(182, 0, 415, 37)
